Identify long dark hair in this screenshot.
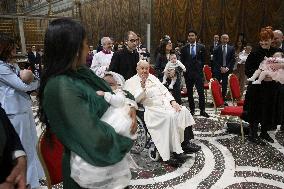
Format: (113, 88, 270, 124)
(159, 38, 171, 55)
(38, 18, 86, 125)
(0, 33, 16, 62)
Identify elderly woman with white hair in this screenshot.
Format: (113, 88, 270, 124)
(91, 37, 114, 77)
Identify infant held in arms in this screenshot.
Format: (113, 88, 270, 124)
(97, 72, 138, 140)
(247, 52, 284, 84)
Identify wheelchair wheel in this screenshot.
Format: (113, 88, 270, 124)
(131, 115, 147, 154)
(148, 146, 160, 161)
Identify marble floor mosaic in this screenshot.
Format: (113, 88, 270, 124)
(31, 91, 284, 189)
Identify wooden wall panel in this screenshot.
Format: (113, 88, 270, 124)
(23, 19, 49, 49)
(80, 0, 283, 56)
(81, 0, 151, 46)
(152, 0, 284, 55)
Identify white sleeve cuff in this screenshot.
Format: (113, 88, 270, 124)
(104, 92, 112, 103)
(13, 150, 26, 160)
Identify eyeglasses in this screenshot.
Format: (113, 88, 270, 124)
(129, 39, 139, 43)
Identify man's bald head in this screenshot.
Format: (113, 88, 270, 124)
(272, 30, 283, 48)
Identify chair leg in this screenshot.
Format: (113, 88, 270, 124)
(205, 89, 207, 104)
(239, 118, 244, 143)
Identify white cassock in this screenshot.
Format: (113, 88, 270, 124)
(124, 74, 195, 161)
(90, 51, 113, 78)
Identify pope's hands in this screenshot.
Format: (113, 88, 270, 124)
(140, 74, 147, 89)
(171, 101, 181, 112)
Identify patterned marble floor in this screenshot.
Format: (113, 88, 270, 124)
(32, 92, 284, 189)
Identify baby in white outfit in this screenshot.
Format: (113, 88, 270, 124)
(97, 72, 137, 140)
(162, 53, 186, 89)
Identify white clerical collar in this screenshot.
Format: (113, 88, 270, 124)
(190, 42, 197, 46)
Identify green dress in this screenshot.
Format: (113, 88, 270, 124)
(43, 66, 133, 188)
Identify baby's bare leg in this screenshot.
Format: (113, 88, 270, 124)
(252, 70, 271, 84)
(162, 72, 168, 84)
(248, 69, 262, 81)
(169, 76, 177, 89)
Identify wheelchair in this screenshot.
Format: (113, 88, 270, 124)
(131, 104, 160, 161)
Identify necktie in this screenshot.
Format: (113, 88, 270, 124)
(222, 45, 226, 66)
(191, 44, 195, 58)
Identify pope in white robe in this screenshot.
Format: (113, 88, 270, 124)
(124, 60, 195, 161)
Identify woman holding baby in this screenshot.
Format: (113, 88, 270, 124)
(0, 33, 44, 188)
(155, 37, 182, 104)
(242, 26, 282, 145)
(38, 18, 136, 189)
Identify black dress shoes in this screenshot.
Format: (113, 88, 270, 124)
(259, 132, 274, 143)
(200, 111, 209, 118)
(172, 152, 188, 163)
(163, 159, 182, 168)
(182, 142, 201, 154)
(248, 136, 266, 146)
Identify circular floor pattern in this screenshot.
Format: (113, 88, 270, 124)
(31, 96, 284, 188)
(225, 182, 283, 189)
(276, 131, 284, 146)
(130, 149, 205, 181)
(218, 136, 284, 171)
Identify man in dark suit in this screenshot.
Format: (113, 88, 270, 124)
(272, 30, 284, 132)
(0, 104, 27, 188)
(180, 30, 209, 118)
(109, 31, 140, 80)
(273, 30, 284, 51)
(27, 45, 42, 78)
(209, 34, 219, 67)
(213, 34, 235, 100)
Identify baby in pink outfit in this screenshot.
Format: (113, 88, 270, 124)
(247, 52, 284, 84)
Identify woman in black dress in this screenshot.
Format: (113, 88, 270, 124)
(155, 38, 182, 104)
(243, 26, 279, 145)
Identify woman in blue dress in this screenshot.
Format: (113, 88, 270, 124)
(0, 33, 44, 188)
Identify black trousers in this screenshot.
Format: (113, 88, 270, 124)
(171, 78, 182, 104)
(185, 73, 205, 112)
(215, 72, 229, 100)
(183, 126, 194, 143)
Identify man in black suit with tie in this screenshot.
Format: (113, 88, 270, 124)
(180, 30, 209, 118)
(0, 104, 27, 188)
(213, 34, 235, 101)
(209, 34, 219, 67)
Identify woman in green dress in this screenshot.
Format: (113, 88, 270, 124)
(38, 18, 136, 189)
